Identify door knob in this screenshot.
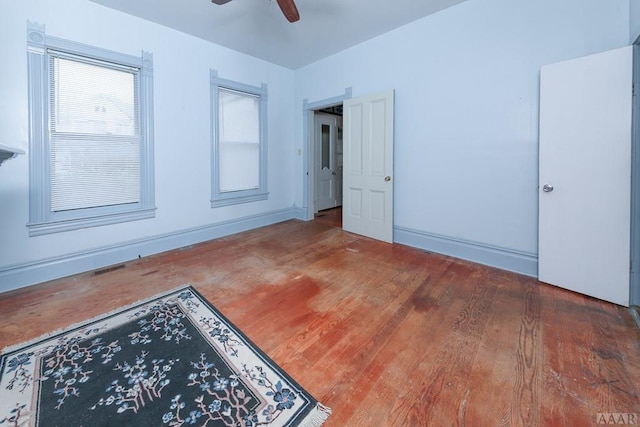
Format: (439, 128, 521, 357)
(332, 171, 337, 175)
(542, 184, 554, 193)
(385, 176, 391, 182)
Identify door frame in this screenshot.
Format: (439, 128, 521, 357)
(631, 39, 640, 308)
(302, 87, 352, 220)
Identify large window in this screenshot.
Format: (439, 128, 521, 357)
(27, 23, 155, 236)
(210, 70, 268, 207)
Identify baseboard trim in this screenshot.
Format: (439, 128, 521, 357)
(394, 226, 538, 277)
(631, 306, 640, 330)
(291, 206, 307, 221)
(0, 208, 298, 294)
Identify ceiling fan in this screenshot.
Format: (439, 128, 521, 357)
(211, 0, 300, 23)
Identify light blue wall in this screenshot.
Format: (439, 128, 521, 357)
(632, 0, 640, 42)
(295, 0, 629, 272)
(0, 0, 297, 291)
(0, 0, 631, 291)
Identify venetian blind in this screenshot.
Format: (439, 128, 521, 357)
(49, 53, 140, 212)
(218, 88, 260, 193)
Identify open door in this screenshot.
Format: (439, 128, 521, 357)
(315, 113, 343, 211)
(538, 46, 632, 306)
(343, 91, 394, 243)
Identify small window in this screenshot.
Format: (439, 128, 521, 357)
(27, 22, 155, 236)
(210, 70, 268, 207)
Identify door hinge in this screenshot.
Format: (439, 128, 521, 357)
(633, 83, 636, 97)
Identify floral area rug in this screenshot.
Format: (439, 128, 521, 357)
(0, 285, 330, 426)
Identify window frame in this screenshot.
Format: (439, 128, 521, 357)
(26, 22, 155, 236)
(210, 70, 268, 207)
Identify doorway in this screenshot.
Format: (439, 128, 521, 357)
(303, 89, 395, 243)
(312, 108, 343, 228)
(314, 108, 343, 206)
(303, 89, 351, 222)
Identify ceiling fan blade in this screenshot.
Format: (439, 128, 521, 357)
(276, 0, 300, 22)
(211, 0, 232, 5)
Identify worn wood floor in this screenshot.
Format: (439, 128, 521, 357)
(1, 218, 639, 426)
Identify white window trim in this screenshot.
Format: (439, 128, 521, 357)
(26, 22, 155, 236)
(210, 70, 268, 208)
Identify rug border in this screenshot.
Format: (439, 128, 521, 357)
(1, 283, 332, 426)
(0, 284, 192, 355)
(186, 286, 332, 427)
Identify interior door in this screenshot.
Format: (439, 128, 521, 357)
(343, 90, 394, 243)
(538, 46, 632, 306)
(336, 120, 343, 207)
(315, 113, 341, 211)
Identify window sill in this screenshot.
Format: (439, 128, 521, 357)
(211, 192, 268, 208)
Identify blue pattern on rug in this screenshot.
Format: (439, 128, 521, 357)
(0, 286, 330, 427)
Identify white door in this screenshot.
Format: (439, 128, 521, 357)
(336, 121, 343, 207)
(343, 91, 394, 243)
(315, 113, 342, 211)
(538, 46, 632, 306)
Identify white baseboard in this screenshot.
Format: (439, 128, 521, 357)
(394, 226, 538, 277)
(0, 208, 299, 294)
(1, 214, 538, 294)
(291, 206, 307, 220)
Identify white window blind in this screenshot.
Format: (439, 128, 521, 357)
(218, 88, 260, 193)
(49, 53, 140, 212)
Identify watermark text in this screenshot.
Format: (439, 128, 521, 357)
(596, 413, 639, 425)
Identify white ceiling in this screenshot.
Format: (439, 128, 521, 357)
(89, 0, 467, 69)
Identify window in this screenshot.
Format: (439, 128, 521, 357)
(27, 22, 155, 236)
(210, 70, 268, 207)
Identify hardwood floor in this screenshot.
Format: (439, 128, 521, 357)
(314, 206, 342, 228)
(1, 220, 639, 426)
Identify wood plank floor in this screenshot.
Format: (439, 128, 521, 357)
(1, 219, 639, 426)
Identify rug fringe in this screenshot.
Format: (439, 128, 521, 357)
(1, 284, 193, 355)
(300, 402, 332, 427)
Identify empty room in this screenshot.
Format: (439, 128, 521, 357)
(1, 0, 639, 425)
